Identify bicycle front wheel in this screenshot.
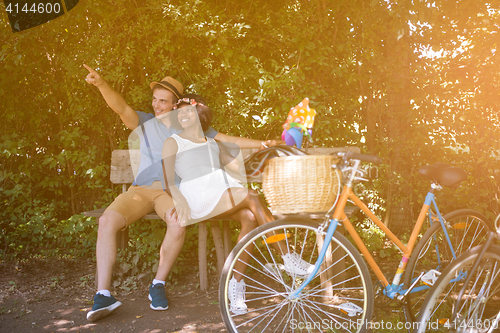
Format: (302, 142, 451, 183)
(415, 244, 500, 333)
(404, 209, 493, 322)
(219, 219, 374, 333)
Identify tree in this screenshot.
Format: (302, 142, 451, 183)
(1, 0, 499, 257)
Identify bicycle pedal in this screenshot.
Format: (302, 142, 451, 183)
(338, 302, 363, 317)
(421, 269, 441, 286)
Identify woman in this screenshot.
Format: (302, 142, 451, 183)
(162, 94, 313, 314)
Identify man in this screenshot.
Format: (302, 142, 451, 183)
(83, 64, 281, 322)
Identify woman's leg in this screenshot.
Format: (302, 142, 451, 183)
(225, 209, 257, 281)
(228, 208, 258, 243)
(211, 188, 273, 226)
(212, 188, 286, 281)
(214, 188, 313, 315)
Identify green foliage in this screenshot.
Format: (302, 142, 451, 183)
(1, 212, 96, 258)
(111, 220, 217, 288)
(1, 0, 499, 261)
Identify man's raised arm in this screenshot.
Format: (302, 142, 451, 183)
(84, 64, 139, 130)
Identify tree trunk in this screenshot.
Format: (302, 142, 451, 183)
(383, 33, 413, 233)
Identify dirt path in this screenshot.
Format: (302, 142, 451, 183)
(0, 258, 227, 332)
(0, 253, 406, 332)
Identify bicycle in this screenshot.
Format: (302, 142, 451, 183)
(219, 151, 494, 332)
(414, 214, 500, 333)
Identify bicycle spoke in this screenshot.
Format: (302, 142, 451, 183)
(300, 298, 359, 333)
(404, 210, 494, 323)
(414, 244, 500, 333)
(220, 220, 374, 333)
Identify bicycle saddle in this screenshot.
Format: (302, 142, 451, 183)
(418, 163, 467, 188)
(244, 145, 307, 177)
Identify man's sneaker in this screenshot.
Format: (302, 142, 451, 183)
(86, 293, 122, 322)
(228, 277, 247, 315)
(282, 252, 315, 279)
(148, 283, 169, 310)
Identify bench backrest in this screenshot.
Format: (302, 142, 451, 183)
(110, 147, 360, 185)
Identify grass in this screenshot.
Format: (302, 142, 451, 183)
(371, 307, 409, 332)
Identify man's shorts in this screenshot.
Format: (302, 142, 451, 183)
(105, 184, 174, 227)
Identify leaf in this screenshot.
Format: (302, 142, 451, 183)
(217, 37, 228, 46)
(120, 263, 131, 273)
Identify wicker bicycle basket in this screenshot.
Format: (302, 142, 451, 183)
(262, 155, 342, 214)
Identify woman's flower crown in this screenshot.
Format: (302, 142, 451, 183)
(173, 98, 205, 109)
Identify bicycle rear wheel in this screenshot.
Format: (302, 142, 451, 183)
(404, 209, 493, 322)
(219, 219, 374, 333)
(415, 244, 500, 333)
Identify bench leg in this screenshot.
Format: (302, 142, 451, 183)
(198, 220, 233, 291)
(223, 221, 232, 258)
(198, 222, 208, 291)
(210, 221, 225, 276)
(117, 227, 128, 250)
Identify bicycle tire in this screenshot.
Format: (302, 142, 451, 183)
(404, 209, 494, 322)
(219, 219, 374, 333)
(414, 244, 500, 333)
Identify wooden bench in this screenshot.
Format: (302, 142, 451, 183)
(82, 146, 359, 291)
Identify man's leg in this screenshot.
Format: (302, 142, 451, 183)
(155, 208, 186, 281)
(88, 187, 156, 321)
(147, 195, 184, 311)
(96, 209, 127, 291)
(87, 210, 127, 322)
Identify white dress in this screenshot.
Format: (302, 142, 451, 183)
(171, 134, 244, 223)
